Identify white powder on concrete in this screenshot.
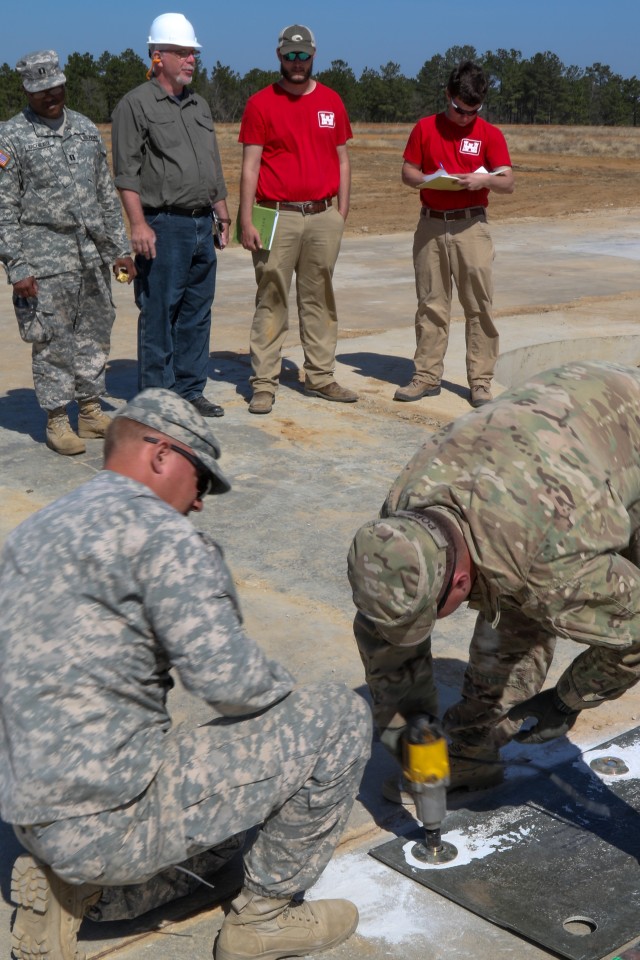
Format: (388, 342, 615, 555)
(307, 846, 452, 945)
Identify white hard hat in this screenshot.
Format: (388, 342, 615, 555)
(148, 13, 201, 49)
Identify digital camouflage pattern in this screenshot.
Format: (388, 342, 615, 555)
(27, 267, 114, 409)
(0, 472, 370, 902)
(0, 104, 130, 408)
(16, 50, 66, 94)
(351, 361, 640, 748)
(114, 388, 230, 493)
(0, 106, 129, 282)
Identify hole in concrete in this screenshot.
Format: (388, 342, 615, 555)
(562, 915, 598, 936)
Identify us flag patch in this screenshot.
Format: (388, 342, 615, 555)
(0, 148, 9, 168)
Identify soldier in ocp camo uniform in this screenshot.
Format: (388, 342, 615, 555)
(347, 360, 640, 803)
(0, 390, 370, 960)
(0, 50, 135, 456)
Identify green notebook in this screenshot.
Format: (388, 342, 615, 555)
(234, 204, 279, 250)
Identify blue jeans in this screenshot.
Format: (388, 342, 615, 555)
(134, 211, 217, 400)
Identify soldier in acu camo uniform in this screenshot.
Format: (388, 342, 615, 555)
(347, 360, 640, 804)
(0, 389, 371, 960)
(0, 50, 135, 456)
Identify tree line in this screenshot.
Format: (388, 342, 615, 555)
(1, 44, 639, 126)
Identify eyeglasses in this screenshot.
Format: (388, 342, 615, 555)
(28, 85, 64, 100)
(158, 48, 198, 60)
(282, 51, 312, 61)
(143, 436, 213, 500)
(450, 99, 483, 117)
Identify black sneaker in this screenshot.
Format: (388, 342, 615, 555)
(191, 396, 224, 418)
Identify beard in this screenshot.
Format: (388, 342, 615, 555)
(280, 59, 314, 84)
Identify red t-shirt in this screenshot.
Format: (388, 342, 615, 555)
(403, 113, 512, 211)
(239, 81, 352, 202)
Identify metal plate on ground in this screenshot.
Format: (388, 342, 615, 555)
(370, 727, 640, 960)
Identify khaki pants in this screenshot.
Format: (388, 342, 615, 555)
(411, 212, 498, 388)
(249, 206, 345, 393)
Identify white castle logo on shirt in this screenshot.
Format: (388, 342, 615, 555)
(318, 111, 336, 128)
(460, 139, 481, 156)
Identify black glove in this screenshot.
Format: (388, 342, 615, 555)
(508, 688, 579, 744)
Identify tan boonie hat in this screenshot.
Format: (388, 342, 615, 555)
(277, 25, 316, 55)
(114, 389, 230, 494)
(16, 50, 66, 93)
(347, 512, 448, 646)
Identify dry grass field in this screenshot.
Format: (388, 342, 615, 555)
(99, 122, 640, 236)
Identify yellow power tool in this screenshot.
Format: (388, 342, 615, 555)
(402, 714, 458, 864)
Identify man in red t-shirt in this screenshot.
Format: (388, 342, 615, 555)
(238, 24, 357, 415)
(396, 61, 514, 409)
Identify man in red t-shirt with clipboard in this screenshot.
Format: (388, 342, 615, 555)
(396, 60, 514, 409)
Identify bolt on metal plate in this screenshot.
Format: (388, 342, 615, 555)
(589, 755, 629, 776)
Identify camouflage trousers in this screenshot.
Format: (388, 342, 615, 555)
(24, 265, 115, 410)
(16, 682, 371, 915)
(355, 607, 555, 752)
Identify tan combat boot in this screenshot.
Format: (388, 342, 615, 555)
(11, 853, 101, 960)
(77, 398, 111, 439)
(214, 888, 359, 960)
(46, 409, 86, 456)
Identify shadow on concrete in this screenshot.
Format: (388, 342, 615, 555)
(209, 352, 304, 399)
(0, 820, 25, 903)
(338, 351, 413, 386)
(105, 359, 138, 402)
(0, 389, 43, 442)
(337, 351, 470, 401)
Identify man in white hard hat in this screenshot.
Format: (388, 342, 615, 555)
(112, 14, 230, 417)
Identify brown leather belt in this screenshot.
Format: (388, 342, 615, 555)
(144, 206, 212, 218)
(421, 206, 486, 221)
(258, 198, 332, 216)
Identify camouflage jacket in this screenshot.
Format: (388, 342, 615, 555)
(0, 107, 130, 283)
(383, 361, 640, 710)
(0, 471, 294, 823)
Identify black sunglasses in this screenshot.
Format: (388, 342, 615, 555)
(450, 99, 483, 117)
(282, 51, 312, 61)
(143, 436, 213, 499)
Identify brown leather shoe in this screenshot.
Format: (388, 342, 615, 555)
(304, 382, 358, 403)
(249, 391, 274, 414)
(469, 383, 493, 407)
(394, 378, 441, 402)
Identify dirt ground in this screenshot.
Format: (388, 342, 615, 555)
(100, 121, 640, 234)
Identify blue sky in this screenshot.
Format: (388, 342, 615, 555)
(3, 0, 639, 80)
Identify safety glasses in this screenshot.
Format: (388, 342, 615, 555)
(143, 436, 213, 500)
(450, 99, 483, 117)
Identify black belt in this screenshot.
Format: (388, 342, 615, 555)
(258, 199, 332, 216)
(421, 206, 485, 221)
(143, 206, 212, 218)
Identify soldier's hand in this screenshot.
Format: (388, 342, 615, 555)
(113, 257, 137, 284)
(508, 688, 579, 744)
(13, 276, 38, 298)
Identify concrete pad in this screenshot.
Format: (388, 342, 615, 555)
(1, 210, 640, 960)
